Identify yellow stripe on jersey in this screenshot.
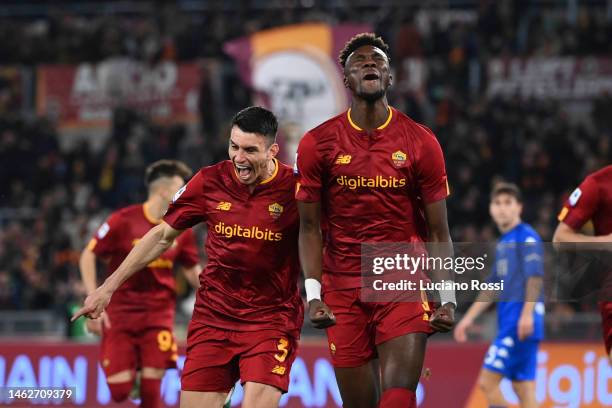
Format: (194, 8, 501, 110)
(260, 158, 279, 184)
(558, 206, 569, 221)
(347, 107, 392, 131)
(87, 239, 97, 251)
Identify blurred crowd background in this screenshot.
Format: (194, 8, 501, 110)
(0, 0, 610, 340)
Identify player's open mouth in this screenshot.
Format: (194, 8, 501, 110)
(235, 163, 252, 180)
(362, 73, 380, 81)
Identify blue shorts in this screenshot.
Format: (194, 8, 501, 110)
(482, 335, 539, 381)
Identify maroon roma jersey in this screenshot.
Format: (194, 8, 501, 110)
(295, 107, 449, 291)
(558, 165, 612, 235)
(163, 159, 304, 335)
(89, 204, 199, 328)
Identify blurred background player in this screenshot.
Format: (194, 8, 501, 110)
(79, 159, 201, 408)
(454, 182, 544, 408)
(296, 33, 455, 408)
(553, 165, 612, 362)
(73, 106, 304, 408)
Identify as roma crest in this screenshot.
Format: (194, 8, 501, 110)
(268, 203, 284, 219)
(392, 150, 407, 167)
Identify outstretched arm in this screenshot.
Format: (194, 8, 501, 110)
(72, 222, 184, 321)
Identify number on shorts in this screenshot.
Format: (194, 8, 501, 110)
(274, 338, 289, 363)
(157, 330, 173, 352)
(484, 345, 498, 365)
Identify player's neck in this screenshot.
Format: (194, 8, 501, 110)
(498, 218, 521, 234)
(349, 98, 390, 131)
(143, 198, 166, 223)
(249, 158, 276, 193)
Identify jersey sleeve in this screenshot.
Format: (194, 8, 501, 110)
(521, 235, 544, 278)
(414, 125, 449, 204)
(88, 212, 123, 258)
(295, 131, 323, 202)
(164, 170, 206, 230)
(557, 176, 599, 231)
(175, 228, 200, 268)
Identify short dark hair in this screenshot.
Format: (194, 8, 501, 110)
(231, 106, 278, 145)
(145, 159, 193, 187)
(491, 182, 522, 203)
(338, 32, 390, 68)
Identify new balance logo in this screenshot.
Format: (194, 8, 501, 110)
(271, 365, 286, 375)
(216, 202, 232, 211)
(335, 155, 352, 164)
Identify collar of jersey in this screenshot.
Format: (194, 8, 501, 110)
(347, 107, 393, 131)
(143, 202, 162, 225)
(231, 158, 279, 186)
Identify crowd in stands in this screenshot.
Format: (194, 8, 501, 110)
(0, 1, 610, 316)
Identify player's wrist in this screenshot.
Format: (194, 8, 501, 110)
(305, 278, 322, 303)
(439, 289, 457, 308)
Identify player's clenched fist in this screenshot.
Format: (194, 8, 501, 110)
(429, 303, 455, 332)
(308, 299, 336, 329)
(71, 286, 113, 322)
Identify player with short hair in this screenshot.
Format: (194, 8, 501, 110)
(79, 159, 200, 408)
(553, 165, 612, 362)
(74, 106, 303, 408)
(455, 182, 544, 408)
(296, 33, 455, 408)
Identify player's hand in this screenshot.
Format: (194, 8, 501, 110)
(517, 312, 534, 341)
(453, 317, 472, 342)
(71, 286, 113, 322)
(85, 311, 111, 336)
(430, 303, 455, 333)
(308, 299, 336, 329)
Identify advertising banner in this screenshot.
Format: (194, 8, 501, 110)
(36, 60, 200, 130)
(0, 341, 609, 407)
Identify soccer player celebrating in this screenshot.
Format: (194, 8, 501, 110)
(455, 183, 544, 408)
(553, 165, 612, 362)
(79, 159, 200, 408)
(73, 106, 303, 408)
(295, 33, 455, 408)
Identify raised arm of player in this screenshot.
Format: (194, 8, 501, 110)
(553, 222, 612, 244)
(298, 200, 335, 329)
(554, 176, 612, 247)
(72, 222, 184, 321)
(424, 199, 456, 332)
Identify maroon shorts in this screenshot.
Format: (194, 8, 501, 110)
(181, 320, 299, 393)
(101, 325, 178, 377)
(323, 288, 434, 367)
(599, 301, 612, 355)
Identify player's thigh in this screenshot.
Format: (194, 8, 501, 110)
(377, 331, 427, 391)
(140, 327, 179, 372)
(101, 327, 137, 380)
(511, 380, 536, 407)
(242, 382, 282, 408)
(478, 368, 503, 393)
(333, 362, 379, 408)
(323, 289, 375, 368)
(238, 331, 299, 394)
(180, 390, 227, 408)
(182, 321, 239, 393)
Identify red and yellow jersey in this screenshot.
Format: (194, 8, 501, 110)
(89, 204, 199, 327)
(295, 107, 449, 291)
(558, 165, 612, 235)
(163, 159, 304, 335)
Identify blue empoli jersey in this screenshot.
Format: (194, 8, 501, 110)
(489, 223, 545, 340)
